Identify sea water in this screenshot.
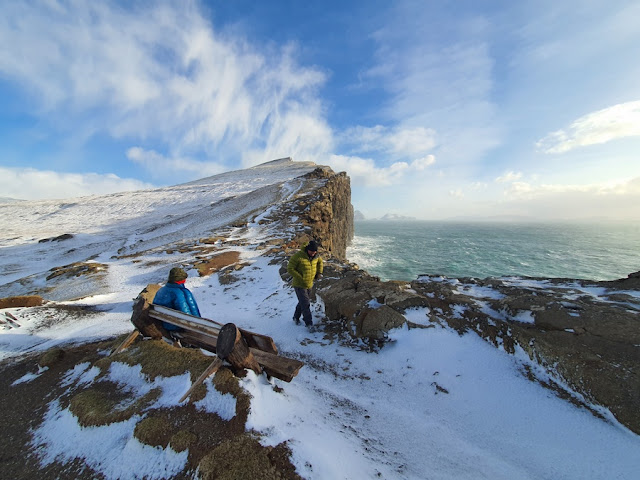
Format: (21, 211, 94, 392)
(346, 221, 640, 282)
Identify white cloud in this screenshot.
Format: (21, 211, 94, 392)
(494, 177, 640, 221)
(505, 177, 640, 199)
(495, 171, 523, 183)
(449, 189, 464, 199)
(0, 167, 153, 201)
(537, 101, 640, 154)
(240, 104, 334, 168)
(126, 148, 225, 180)
(363, 5, 501, 164)
(0, 1, 330, 177)
(341, 125, 436, 160)
(327, 154, 435, 187)
(411, 155, 436, 170)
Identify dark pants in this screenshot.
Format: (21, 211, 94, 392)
(294, 287, 313, 326)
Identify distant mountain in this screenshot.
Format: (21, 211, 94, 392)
(0, 196, 24, 204)
(378, 213, 417, 221)
(354, 210, 366, 221)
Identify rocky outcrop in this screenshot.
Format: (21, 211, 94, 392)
(315, 265, 640, 435)
(302, 168, 353, 261)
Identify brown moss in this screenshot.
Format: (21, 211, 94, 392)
(112, 339, 213, 382)
(170, 430, 198, 452)
(46, 262, 107, 281)
(134, 415, 173, 448)
(195, 251, 241, 277)
(69, 383, 160, 427)
(198, 434, 280, 480)
(0, 295, 44, 308)
(38, 348, 65, 368)
(200, 236, 226, 245)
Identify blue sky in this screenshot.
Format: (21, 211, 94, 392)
(1, 0, 639, 221)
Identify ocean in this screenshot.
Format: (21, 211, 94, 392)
(346, 220, 640, 282)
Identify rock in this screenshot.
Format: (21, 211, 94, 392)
(360, 306, 406, 339)
(38, 347, 65, 368)
(313, 253, 640, 434)
(38, 233, 74, 243)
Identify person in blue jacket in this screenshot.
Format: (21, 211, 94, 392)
(153, 267, 201, 331)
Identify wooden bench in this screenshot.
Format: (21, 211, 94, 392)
(113, 284, 304, 400)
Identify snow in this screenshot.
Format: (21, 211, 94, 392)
(2, 159, 640, 479)
(33, 400, 188, 479)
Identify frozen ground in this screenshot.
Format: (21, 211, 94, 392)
(2, 159, 639, 479)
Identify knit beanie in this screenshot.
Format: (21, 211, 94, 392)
(168, 267, 188, 283)
(306, 240, 318, 252)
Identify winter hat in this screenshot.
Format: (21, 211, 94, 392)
(168, 267, 188, 283)
(306, 240, 318, 252)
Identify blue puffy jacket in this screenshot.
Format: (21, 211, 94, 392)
(153, 283, 201, 330)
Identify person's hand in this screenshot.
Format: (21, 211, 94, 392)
(315, 273, 323, 280)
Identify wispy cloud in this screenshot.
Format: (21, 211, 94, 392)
(362, 4, 501, 165)
(497, 177, 640, 221)
(126, 148, 225, 180)
(327, 154, 435, 187)
(505, 177, 640, 198)
(0, 167, 153, 201)
(0, 1, 330, 180)
(536, 101, 640, 154)
(341, 125, 436, 161)
(496, 171, 523, 183)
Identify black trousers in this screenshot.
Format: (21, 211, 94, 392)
(294, 287, 313, 326)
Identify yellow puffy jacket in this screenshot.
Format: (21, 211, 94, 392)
(287, 245, 323, 289)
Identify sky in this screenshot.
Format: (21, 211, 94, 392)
(1, 0, 639, 221)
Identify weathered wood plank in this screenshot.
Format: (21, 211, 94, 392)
(250, 349, 304, 383)
(179, 357, 223, 403)
(149, 309, 221, 338)
(178, 330, 218, 350)
(131, 284, 165, 338)
(179, 330, 302, 382)
(239, 329, 278, 355)
(152, 304, 225, 328)
(111, 330, 141, 356)
(150, 304, 277, 355)
(217, 323, 262, 374)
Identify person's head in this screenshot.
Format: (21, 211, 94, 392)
(306, 240, 318, 257)
(168, 267, 188, 283)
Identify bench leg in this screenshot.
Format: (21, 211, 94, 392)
(179, 357, 223, 403)
(110, 330, 141, 356)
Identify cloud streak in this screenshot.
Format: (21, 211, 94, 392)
(327, 154, 435, 187)
(537, 101, 640, 153)
(0, 167, 153, 201)
(0, 1, 330, 180)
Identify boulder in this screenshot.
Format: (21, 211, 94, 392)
(359, 306, 406, 339)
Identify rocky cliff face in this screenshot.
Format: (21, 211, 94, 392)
(304, 168, 354, 260)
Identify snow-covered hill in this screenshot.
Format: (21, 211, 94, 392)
(1, 159, 639, 479)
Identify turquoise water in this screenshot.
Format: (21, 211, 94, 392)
(346, 221, 640, 282)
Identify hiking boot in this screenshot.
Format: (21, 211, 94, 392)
(293, 316, 301, 325)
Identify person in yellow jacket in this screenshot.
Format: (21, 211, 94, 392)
(287, 240, 323, 327)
